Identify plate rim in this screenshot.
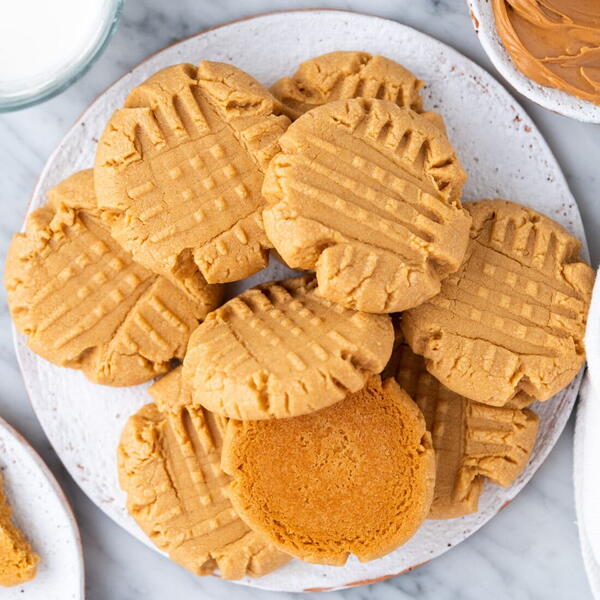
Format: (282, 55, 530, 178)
(0, 415, 85, 598)
(13, 8, 590, 592)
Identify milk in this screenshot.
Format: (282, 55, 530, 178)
(0, 0, 109, 96)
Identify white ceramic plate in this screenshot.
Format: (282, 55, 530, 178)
(14, 9, 589, 592)
(467, 0, 600, 124)
(0, 417, 83, 598)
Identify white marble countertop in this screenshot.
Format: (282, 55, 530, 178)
(0, 1, 598, 598)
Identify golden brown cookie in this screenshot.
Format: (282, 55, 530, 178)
(271, 51, 424, 120)
(221, 376, 435, 565)
(394, 342, 538, 519)
(262, 98, 470, 313)
(95, 61, 290, 284)
(403, 199, 595, 407)
(117, 368, 289, 580)
(0, 472, 38, 586)
(5, 170, 221, 386)
(182, 276, 393, 419)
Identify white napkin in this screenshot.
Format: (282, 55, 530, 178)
(575, 272, 600, 598)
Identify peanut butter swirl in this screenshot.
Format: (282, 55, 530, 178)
(493, 0, 600, 106)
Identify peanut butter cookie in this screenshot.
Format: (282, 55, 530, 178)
(182, 276, 393, 419)
(118, 368, 289, 580)
(95, 61, 290, 284)
(271, 51, 424, 119)
(5, 170, 221, 386)
(262, 98, 470, 313)
(0, 472, 38, 586)
(221, 376, 435, 565)
(403, 199, 595, 406)
(394, 342, 538, 518)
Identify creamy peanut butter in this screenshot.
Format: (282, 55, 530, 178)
(493, 0, 600, 105)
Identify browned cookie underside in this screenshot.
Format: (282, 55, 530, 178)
(221, 376, 435, 565)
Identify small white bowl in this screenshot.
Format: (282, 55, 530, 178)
(467, 0, 600, 123)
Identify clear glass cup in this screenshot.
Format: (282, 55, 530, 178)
(0, 0, 123, 112)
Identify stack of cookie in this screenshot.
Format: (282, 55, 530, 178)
(5, 51, 595, 579)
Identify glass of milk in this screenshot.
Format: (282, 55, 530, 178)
(0, 0, 123, 111)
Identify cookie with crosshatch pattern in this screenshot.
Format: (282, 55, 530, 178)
(271, 51, 447, 133)
(4, 170, 221, 386)
(403, 199, 595, 407)
(94, 61, 290, 284)
(262, 98, 470, 313)
(271, 51, 425, 119)
(393, 341, 538, 518)
(118, 368, 290, 579)
(182, 276, 394, 419)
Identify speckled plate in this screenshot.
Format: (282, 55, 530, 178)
(467, 0, 600, 124)
(14, 9, 589, 593)
(0, 417, 83, 598)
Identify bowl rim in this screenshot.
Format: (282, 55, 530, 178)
(0, 0, 124, 113)
(467, 0, 600, 124)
